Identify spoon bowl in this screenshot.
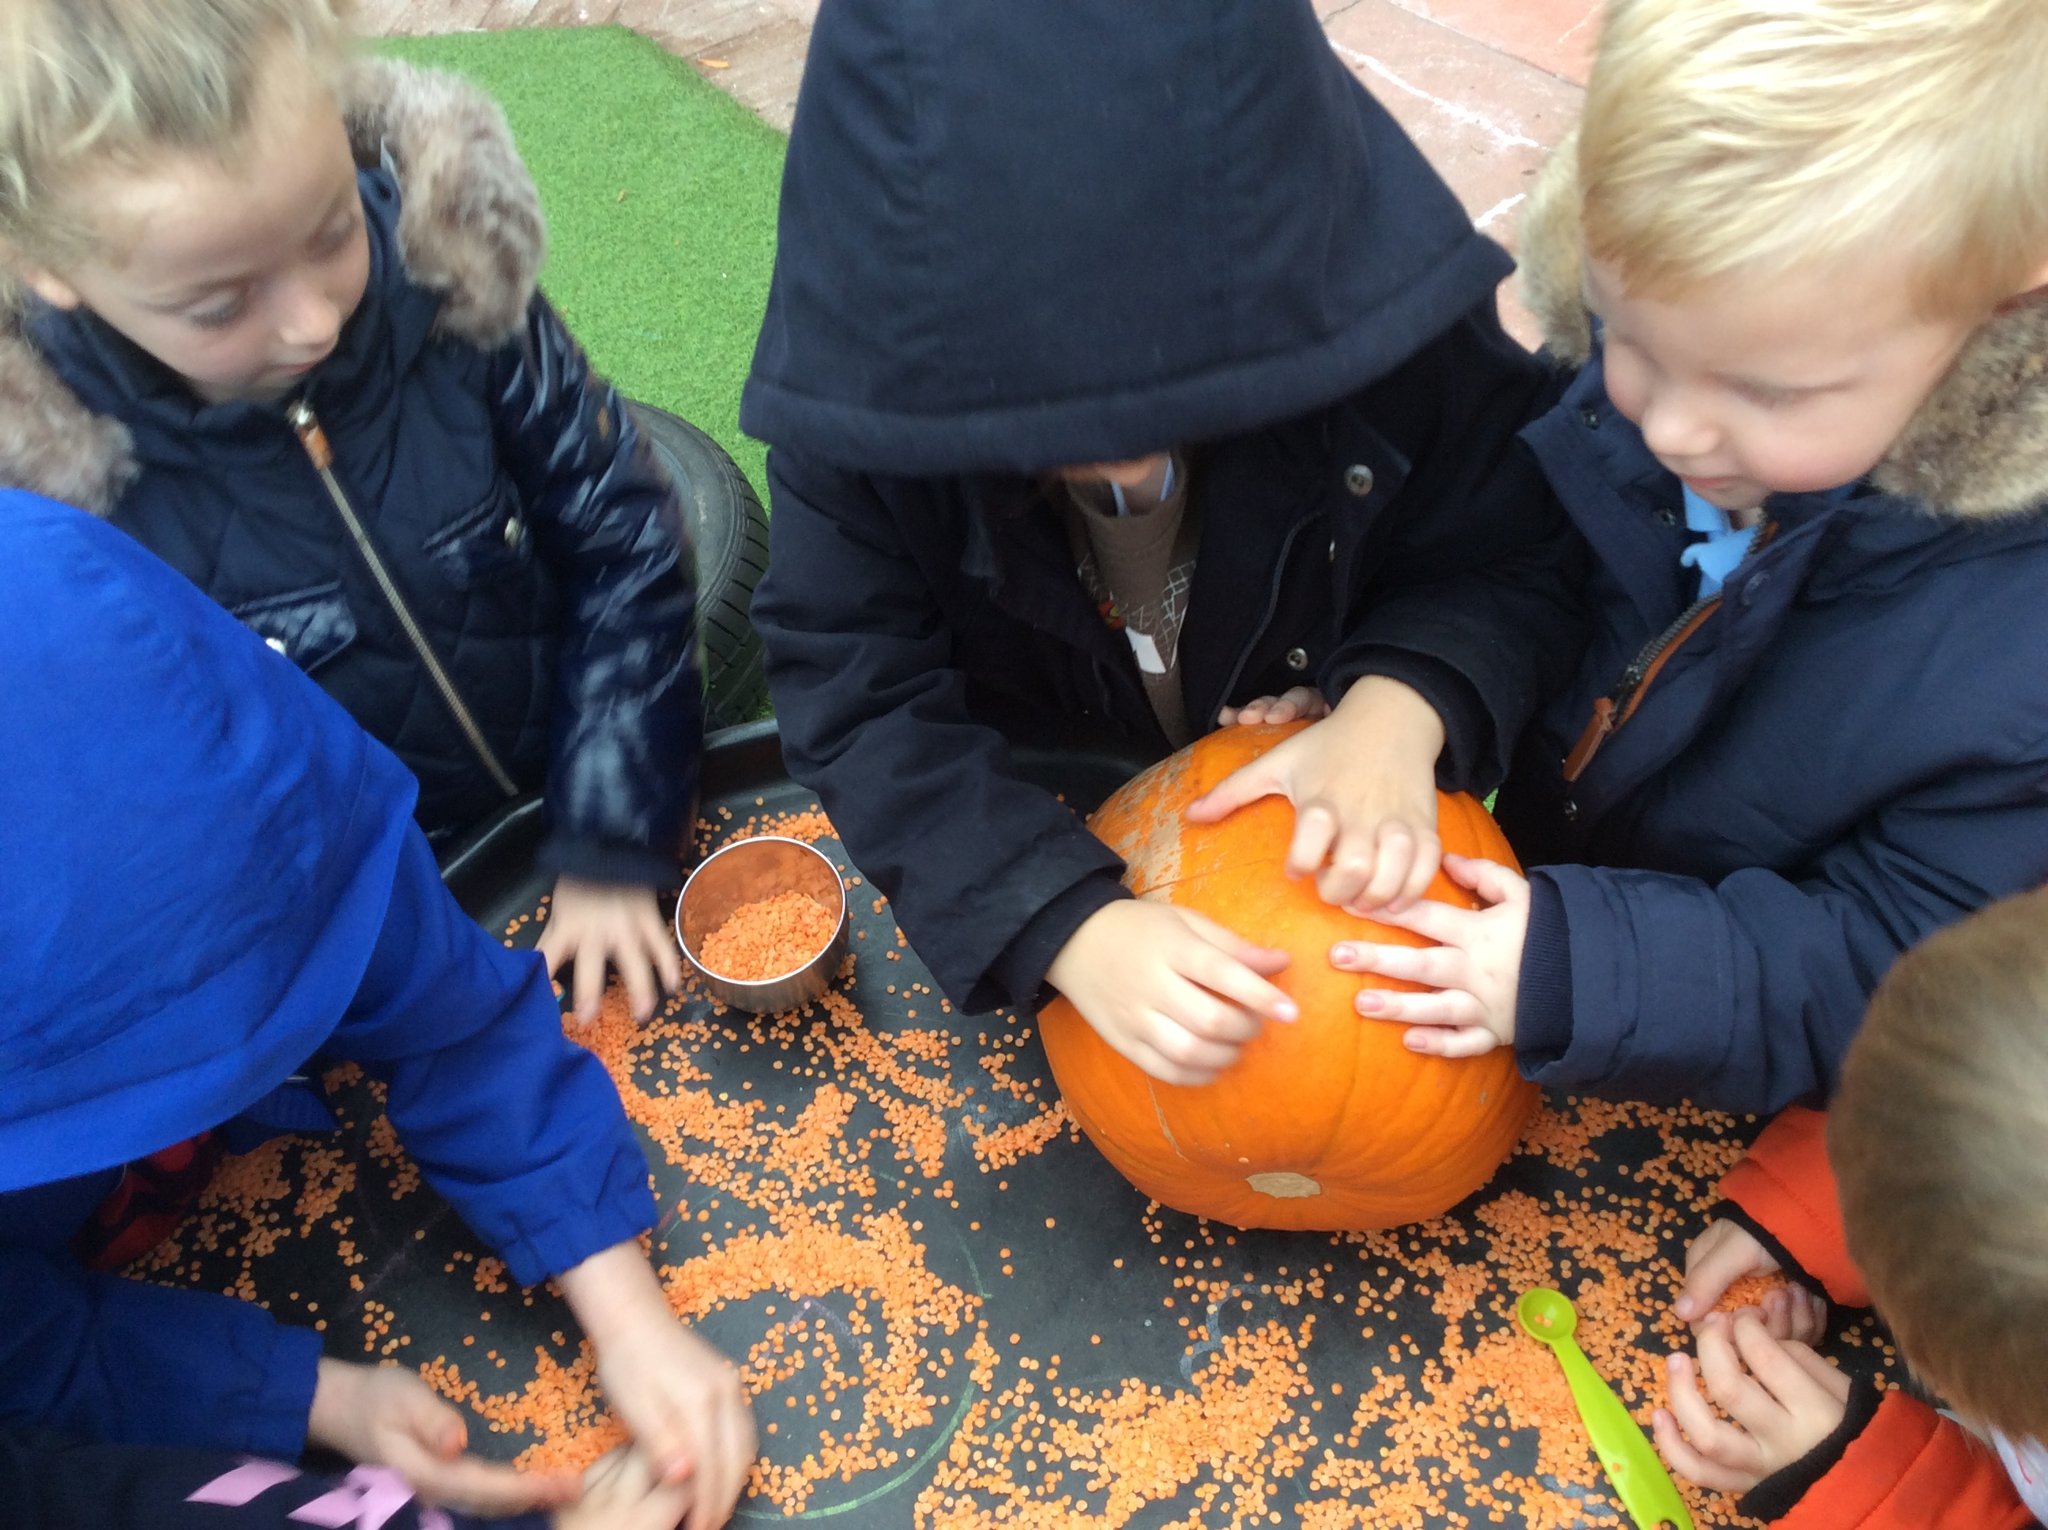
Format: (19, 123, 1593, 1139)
(1515, 1286, 1579, 1343)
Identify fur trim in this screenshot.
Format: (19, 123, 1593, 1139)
(1517, 135, 1591, 368)
(1515, 142, 2048, 520)
(343, 56, 544, 348)
(0, 58, 542, 514)
(0, 330, 138, 514)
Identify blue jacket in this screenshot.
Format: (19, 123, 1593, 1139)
(743, 0, 1581, 1011)
(1495, 165, 2048, 1114)
(0, 60, 700, 885)
(0, 492, 655, 1457)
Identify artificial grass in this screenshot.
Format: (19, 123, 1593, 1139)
(377, 26, 784, 497)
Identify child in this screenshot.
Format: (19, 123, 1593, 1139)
(742, 0, 1582, 1085)
(0, 0, 700, 1023)
(2, 1428, 690, 1530)
(1328, 0, 2048, 1113)
(1652, 887, 2048, 1527)
(0, 492, 753, 1530)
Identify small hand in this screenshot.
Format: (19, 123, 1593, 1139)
(1047, 899, 1296, 1086)
(1329, 853, 1526, 1057)
(306, 1359, 581, 1516)
(1216, 687, 1331, 728)
(537, 876, 684, 1025)
(592, 1319, 754, 1530)
(1188, 676, 1446, 914)
(1674, 1219, 1825, 1342)
(557, 1245, 756, 1530)
(1652, 1310, 1851, 1494)
(551, 1446, 694, 1530)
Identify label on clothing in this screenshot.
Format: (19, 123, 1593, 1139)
(1126, 629, 1166, 674)
(1995, 1430, 2048, 1516)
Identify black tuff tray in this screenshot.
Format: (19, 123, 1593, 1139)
(146, 722, 1897, 1528)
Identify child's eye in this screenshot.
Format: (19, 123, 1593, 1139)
(312, 212, 360, 258)
(1735, 381, 1799, 408)
(186, 294, 248, 330)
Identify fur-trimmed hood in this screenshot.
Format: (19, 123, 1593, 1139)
(0, 57, 544, 515)
(1518, 138, 2048, 520)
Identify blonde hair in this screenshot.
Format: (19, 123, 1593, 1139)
(1579, 0, 2048, 317)
(1831, 888, 2048, 1440)
(0, 0, 351, 272)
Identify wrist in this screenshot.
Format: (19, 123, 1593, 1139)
(1332, 676, 1447, 762)
(557, 1240, 673, 1349)
(305, 1358, 363, 1455)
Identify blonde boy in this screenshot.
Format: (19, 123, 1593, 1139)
(1333, 0, 2048, 1123)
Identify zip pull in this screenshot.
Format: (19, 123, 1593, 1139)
(1562, 697, 1616, 782)
(287, 399, 521, 800)
(286, 399, 333, 471)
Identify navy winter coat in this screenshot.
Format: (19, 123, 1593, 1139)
(1497, 168, 2048, 1114)
(744, 0, 1581, 1012)
(0, 61, 699, 885)
(0, 494, 655, 1457)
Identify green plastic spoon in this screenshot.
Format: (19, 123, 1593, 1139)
(1515, 1287, 1695, 1530)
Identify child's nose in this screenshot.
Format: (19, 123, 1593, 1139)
(277, 282, 342, 350)
(1636, 387, 1719, 460)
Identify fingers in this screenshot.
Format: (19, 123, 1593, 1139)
(1729, 1319, 1837, 1411)
(1658, 1350, 1766, 1489)
(1285, 802, 1342, 882)
(1674, 1220, 1772, 1324)
(1784, 1336, 1853, 1403)
(1184, 759, 1282, 824)
(1332, 935, 1468, 991)
(1177, 910, 1294, 982)
(643, 900, 686, 997)
(1439, 853, 1525, 906)
(536, 921, 572, 978)
(572, 945, 608, 1026)
(1399, 1023, 1501, 1058)
(1653, 1395, 1760, 1496)
(1694, 1312, 1782, 1428)
(1216, 688, 1327, 728)
(409, 1452, 583, 1516)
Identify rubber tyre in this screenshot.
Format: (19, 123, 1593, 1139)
(625, 400, 771, 729)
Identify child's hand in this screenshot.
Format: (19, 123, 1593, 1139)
(551, 1446, 694, 1530)
(1216, 686, 1330, 727)
(1188, 676, 1446, 914)
(1329, 854, 1526, 1057)
(1652, 1310, 1851, 1495)
(1047, 899, 1296, 1085)
(557, 1244, 755, 1530)
(307, 1358, 582, 1516)
(1675, 1219, 1826, 1342)
(538, 876, 684, 1025)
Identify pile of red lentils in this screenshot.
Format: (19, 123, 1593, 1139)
(131, 798, 1896, 1528)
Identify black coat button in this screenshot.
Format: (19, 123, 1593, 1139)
(1343, 464, 1374, 497)
(1285, 647, 1310, 671)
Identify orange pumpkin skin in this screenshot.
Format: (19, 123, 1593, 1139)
(1039, 721, 1538, 1231)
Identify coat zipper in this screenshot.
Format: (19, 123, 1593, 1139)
(1561, 515, 1780, 792)
(287, 400, 521, 799)
(1211, 515, 1316, 718)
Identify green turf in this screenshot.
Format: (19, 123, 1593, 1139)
(377, 26, 784, 497)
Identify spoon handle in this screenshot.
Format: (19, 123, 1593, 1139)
(1552, 1337, 1697, 1530)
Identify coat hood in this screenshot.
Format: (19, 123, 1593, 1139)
(0, 493, 415, 1191)
(741, 0, 1515, 477)
(0, 56, 544, 515)
(1518, 138, 2048, 521)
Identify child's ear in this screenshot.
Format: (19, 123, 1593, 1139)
(2, 253, 83, 311)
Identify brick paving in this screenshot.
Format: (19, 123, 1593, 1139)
(363, 0, 1597, 340)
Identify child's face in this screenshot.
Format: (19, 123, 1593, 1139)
(17, 48, 367, 406)
(1583, 255, 1980, 512)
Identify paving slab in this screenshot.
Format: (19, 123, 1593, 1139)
(1378, 0, 1600, 85)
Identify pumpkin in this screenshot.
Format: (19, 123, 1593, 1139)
(1038, 720, 1538, 1230)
